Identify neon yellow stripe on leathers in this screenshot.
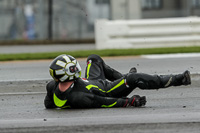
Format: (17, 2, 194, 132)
(86, 63, 91, 79)
(107, 79, 125, 93)
(86, 79, 125, 93)
(86, 85, 106, 93)
(53, 93, 67, 107)
(101, 102, 117, 108)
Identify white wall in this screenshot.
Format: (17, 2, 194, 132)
(110, 0, 141, 20)
(95, 17, 200, 49)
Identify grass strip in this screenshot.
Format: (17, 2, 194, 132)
(1, 46, 200, 61)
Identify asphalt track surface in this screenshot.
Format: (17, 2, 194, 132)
(0, 55, 200, 133)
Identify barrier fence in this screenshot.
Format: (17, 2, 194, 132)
(95, 17, 200, 49)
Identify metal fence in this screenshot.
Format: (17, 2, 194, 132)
(1, 0, 200, 41)
(0, 0, 94, 40)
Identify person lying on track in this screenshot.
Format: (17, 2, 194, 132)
(44, 54, 191, 109)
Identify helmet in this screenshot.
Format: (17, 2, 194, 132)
(49, 54, 81, 82)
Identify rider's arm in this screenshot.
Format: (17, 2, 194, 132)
(44, 95, 56, 109)
(69, 92, 146, 108)
(44, 81, 57, 109)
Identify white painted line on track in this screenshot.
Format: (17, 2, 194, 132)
(0, 92, 46, 96)
(0, 78, 51, 82)
(1, 112, 200, 128)
(142, 53, 200, 59)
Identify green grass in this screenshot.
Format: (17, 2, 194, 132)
(1, 46, 200, 61)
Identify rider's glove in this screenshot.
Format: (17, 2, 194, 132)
(128, 95, 146, 107)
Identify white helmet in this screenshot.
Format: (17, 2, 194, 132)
(49, 54, 81, 82)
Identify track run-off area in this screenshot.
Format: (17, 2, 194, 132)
(0, 54, 200, 133)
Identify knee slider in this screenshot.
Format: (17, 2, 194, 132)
(137, 81, 148, 89)
(125, 73, 138, 88)
(125, 73, 152, 89)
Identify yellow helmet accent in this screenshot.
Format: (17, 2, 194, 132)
(49, 68, 58, 81)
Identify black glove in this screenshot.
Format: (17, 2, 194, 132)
(128, 95, 146, 107)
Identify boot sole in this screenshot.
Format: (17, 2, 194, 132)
(184, 70, 191, 85)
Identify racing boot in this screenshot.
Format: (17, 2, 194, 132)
(160, 70, 191, 88)
(129, 67, 137, 73)
(181, 70, 191, 85)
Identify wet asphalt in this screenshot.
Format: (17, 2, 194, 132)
(0, 44, 200, 132)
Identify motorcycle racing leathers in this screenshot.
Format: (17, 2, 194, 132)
(44, 54, 191, 109)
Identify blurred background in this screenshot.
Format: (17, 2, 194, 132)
(1, 0, 200, 41)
